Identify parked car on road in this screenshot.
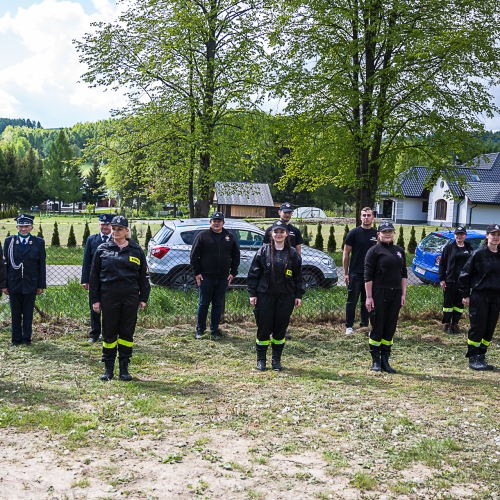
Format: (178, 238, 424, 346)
(412, 230, 485, 284)
(147, 218, 338, 289)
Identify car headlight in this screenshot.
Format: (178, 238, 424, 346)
(321, 257, 332, 266)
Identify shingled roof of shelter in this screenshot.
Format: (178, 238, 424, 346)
(214, 182, 274, 207)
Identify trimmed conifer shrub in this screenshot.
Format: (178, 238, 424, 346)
(51, 222, 60, 246)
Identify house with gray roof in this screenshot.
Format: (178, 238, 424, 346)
(374, 153, 500, 229)
(212, 182, 279, 219)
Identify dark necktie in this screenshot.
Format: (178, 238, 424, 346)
(21, 238, 26, 251)
(103, 235, 108, 243)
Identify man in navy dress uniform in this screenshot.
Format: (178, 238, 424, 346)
(2, 214, 46, 347)
(81, 213, 114, 343)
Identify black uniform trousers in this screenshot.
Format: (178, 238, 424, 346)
(255, 292, 295, 345)
(89, 294, 101, 340)
(466, 291, 500, 358)
(345, 273, 370, 327)
(368, 288, 402, 352)
(442, 282, 464, 324)
(101, 290, 139, 362)
(9, 293, 37, 345)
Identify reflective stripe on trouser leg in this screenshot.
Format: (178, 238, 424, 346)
(271, 337, 285, 345)
(466, 292, 499, 357)
(481, 339, 491, 346)
(442, 307, 453, 312)
(452, 306, 463, 313)
(255, 292, 295, 344)
(256, 340, 270, 346)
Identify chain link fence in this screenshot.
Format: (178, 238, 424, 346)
(0, 240, 440, 327)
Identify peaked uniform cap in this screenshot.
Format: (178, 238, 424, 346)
(454, 226, 467, 234)
(98, 213, 115, 223)
(279, 202, 293, 212)
(210, 212, 225, 220)
(16, 214, 35, 226)
(271, 220, 289, 232)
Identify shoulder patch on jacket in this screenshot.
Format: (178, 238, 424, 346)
(130, 256, 140, 265)
(286, 269, 292, 276)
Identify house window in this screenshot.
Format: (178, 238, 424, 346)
(422, 201, 429, 213)
(435, 199, 447, 220)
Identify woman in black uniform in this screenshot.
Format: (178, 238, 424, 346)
(90, 216, 150, 381)
(438, 226, 473, 335)
(458, 223, 500, 371)
(248, 220, 305, 371)
(364, 221, 407, 373)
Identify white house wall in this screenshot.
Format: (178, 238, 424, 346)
(428, 178, 457, 227)
(466, 203, 500, 228)
(401, 198, 427, 224)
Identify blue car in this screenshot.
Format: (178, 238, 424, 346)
(412, 230, 486, 284)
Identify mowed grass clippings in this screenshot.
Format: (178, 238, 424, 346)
(0, 320, 499, 499)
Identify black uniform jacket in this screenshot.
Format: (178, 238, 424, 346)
(458, 245, 500, 298)
(364, 241, 407, 289)
(438, 240, 473, 283)
(81, 233, 109, 284)
(247, 245, 305, 299)
(3, 235, 46, 294)
(190, 228, 240, 279)
(89, 239, 151, 304)
(0, 255, 6, 296)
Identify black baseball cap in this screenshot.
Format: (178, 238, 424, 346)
(111, 215, 128, 228)
(98, 213, 115, 224)
(210, 212, 225, 221)
(279, 202, 293, 212)
(378, 221, 395, 232)
(270, 220, 289, 232)
(486, 223, 500, 233)
(454, 226, 467, 234)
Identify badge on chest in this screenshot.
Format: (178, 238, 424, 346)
(130, 256, 140, 265)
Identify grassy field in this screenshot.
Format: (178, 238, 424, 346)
(0, 310, 499, 499)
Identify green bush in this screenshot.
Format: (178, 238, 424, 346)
(302, 224, 312, 246)
(397, 226, 405, 249)
(82, 222, 90, 246)
(327, 225, 337, 252)
(67, 225, 77, 247)
(341, 224, 349, 249)
(314, 222, 324, 250)
(131, 225, 139, 243)
(408, 226, 417, 254)
(51, 222, 60, 246)
(37, 225, 44, 239)
(145, 225, 152, 250)
(421, 227, 426, 241)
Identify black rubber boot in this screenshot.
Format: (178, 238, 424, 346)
(478, 354, 494, 371)
(443, 323, 451, 334)
(119, 358, 132, 381)
(195, 328, 203, 339)
(469, 355, 488, 371)
(381, 352, 396, 374)
(271, 343, 284, 371)
(100, 360, 114, 381)
(451, 323, 460, 335)
(370, 351, 381, 372)
(256, 345, 268, 371)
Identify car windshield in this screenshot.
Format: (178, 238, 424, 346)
(469, 237, 485, 249)
(152, 225, 173, 245)
(420, 233, 447, 252)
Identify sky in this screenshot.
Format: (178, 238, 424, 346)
(0, 0, 126, 128)
(2, 1, 500, 131)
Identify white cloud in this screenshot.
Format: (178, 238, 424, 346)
(0, 0, 126, 125)
(0, 88, 21, 115)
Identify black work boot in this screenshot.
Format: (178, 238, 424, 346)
(370, 351, 381, 372)
(443, 323, 451, 334)
(478, 354, 494, 370)
(195, 328, 203, 339)
(271, 343, 284, 371)
(451, 323, 460, 335)
(381, 352, 396, 374)
(469, 355, 488, 371)
(119, 358, 132, 381)
(100, 360, 115, 381)
(256, 345, 268, 371)
(211, 329, 222, 339)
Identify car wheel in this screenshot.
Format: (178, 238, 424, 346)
(169, 270, 198, 290)
(302, 269, 321, 289)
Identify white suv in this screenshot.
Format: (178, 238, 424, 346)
(147, 218, 338, 289)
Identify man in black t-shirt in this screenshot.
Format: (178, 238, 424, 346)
(263, 202, 303, 255)
(343, 207, 378, 335)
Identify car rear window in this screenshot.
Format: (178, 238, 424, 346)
(152, 226, 173, 245)
(420, 233, 447, 252)
(180, 230, 200, 245)
(468, 238, 484, 249)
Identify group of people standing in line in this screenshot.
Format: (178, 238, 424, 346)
(0, 205, 498, 380)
